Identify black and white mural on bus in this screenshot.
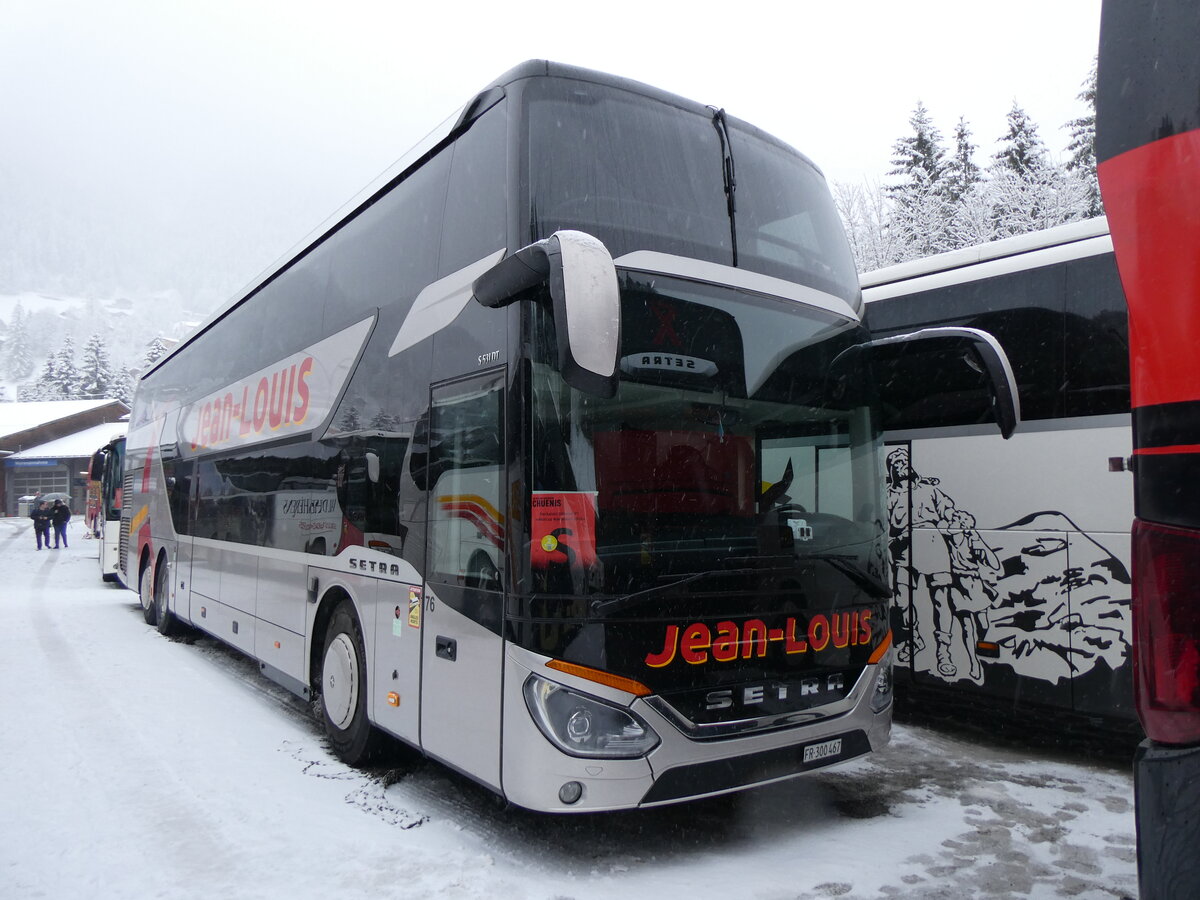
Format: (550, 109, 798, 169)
(883, 442, 1132, 711)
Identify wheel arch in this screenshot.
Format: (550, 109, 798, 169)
(138, 544, 153, 582)
(309, 585, 355, 693)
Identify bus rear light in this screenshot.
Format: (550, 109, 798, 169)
(1132, 519, 1200, 745)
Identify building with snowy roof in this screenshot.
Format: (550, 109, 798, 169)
(1, 399, 128, 516)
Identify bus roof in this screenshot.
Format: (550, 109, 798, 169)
(859, 216, 1110, 290)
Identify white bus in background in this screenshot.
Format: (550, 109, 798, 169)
(88, 434, 127, 585)
(861, 217, 1138, 732)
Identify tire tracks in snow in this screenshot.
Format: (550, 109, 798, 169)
(21, 574, 253, 889)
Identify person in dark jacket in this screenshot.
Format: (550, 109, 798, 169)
(50, 499, 71, 549)
(31, 501, 52, 550)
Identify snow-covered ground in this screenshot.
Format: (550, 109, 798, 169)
(0, 516, 1138, 900)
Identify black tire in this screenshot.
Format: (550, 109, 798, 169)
(154, 557, 182, 637)
(139, 561, 158, 626)
(319, 600, 382, 765)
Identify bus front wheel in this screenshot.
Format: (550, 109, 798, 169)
(319, 600, 382, 765)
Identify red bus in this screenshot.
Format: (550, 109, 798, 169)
(1096, 1, 1200, 894)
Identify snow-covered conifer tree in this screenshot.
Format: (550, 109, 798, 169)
(142, 336, 170, 371)
(944, 117, 982, 204)
(113, 367, 137, 405)
(78, 333, 116, 399)
(887, 103, 953, 259)
(52, 336, 79, 399)
(888, 102, 948, 194)
(5, 301, 35, 380)
(20, 354, 63, 401)
(993, 102, 1048, 175)
(1064, 61, 1102, 218)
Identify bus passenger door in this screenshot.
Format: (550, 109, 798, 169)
(418, 371, 506, 789)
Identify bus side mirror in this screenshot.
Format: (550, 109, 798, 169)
(365, 451, 380, 484)
(473, 230, 620, 398)
(88, 450, 106, 482)
(843, 326, 1021, 439)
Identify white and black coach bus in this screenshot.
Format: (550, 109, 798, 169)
(89, 433, 126, 585)
(122, 60, 1017, 811)
(862, 217, 1138, 733)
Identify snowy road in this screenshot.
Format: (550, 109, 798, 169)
(0, 517, 1138, 899)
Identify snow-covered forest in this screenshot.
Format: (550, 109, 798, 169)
(0, 292, 195, 404)
(835, 64, 1099, 271)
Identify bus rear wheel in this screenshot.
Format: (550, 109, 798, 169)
(154, 557, 182, 637)
(319, 600, 382, 765)
(139, 560, 158, 627)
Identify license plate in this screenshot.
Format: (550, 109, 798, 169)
(802, 738, 843, 763)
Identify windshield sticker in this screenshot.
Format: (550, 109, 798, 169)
(645, 611, 875, 668)
(530, 492, 598, 569)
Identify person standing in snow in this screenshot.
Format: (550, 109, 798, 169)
(51, 499, 71, 549)
(31, 501, 53, 550)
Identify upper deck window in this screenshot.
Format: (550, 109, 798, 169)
(523, 77, 858, 305)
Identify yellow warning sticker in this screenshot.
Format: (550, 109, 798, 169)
(408, 586, 422, 629)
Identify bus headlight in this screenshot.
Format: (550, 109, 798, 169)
(870, 658, 894, 713)
(523, 674, 660, 759)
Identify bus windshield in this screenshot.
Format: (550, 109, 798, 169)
(524, 76, 860, 305)
(523, 271, 886, 610)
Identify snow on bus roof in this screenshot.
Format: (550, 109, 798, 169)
(859, 216, 1110, 290)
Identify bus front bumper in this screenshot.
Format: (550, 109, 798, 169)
(500, 645, 892, 812)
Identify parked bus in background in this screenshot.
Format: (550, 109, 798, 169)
(122, 61, 1017, 812)
(1097, 0, 1200, 895)
(88, 433, 126, 585)
(861, 218, 1138, 734)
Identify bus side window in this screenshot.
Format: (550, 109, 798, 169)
(866, 265, 1067, 427)
(1064, 253, 1130, 417)
(439, 99, 508, 277)
(425, 373, 506, 593)
(162, 459, 193, 536)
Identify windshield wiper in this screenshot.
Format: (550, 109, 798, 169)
(590, 552, 890, 618)
(710, 107, 738, 266)
(591, 567, 766, 617)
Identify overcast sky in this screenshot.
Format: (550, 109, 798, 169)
(0, 0, 1102, 306)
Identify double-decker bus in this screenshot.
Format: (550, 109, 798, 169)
(861, 218, 1138, 733)
(122, 60, 1016, 812)
(88, 433, 127, 585)
(1097, 0, 1200, 894)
